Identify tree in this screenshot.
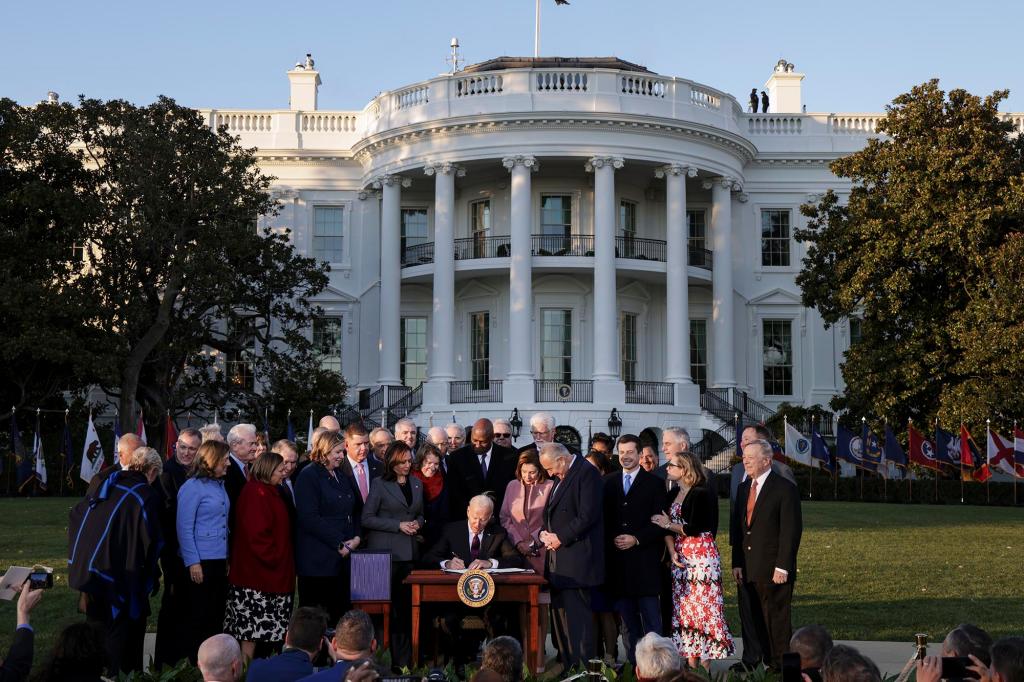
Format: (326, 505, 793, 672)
(796, 81, 1024, 426)
(2, 96, 346, 435)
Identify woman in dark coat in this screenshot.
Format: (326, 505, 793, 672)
(294, 430, 362, 625)
(412, 442, 448, 549)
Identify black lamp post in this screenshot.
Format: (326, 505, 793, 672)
(509, 408, 523, 440)
(607, 408, 622, 438)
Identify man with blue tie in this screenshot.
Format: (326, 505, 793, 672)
(602, 434, 668, 665)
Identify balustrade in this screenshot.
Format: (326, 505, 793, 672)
(456, 74, 503, 97)
(535, 71, 588, 92)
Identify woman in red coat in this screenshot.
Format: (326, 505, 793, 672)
(223, 451, 295, 661)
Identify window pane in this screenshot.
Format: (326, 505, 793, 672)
(470, 312, 490, 390)
(471, 201, 491, 235)
(313, 207, 344, 263)
(621, 313, 637, 382)
(763, 319, 793, 395)
(619, 201, 636, 236)
(401, 209, 429, 251)
(313, 317, 343, 375)
(687, 210, 706, 252)
(540, 195, 572, 237)
(689, 319, 708, 391)
(760, 209, 791, 267)
(400, 317, 428, 389)
(541, 309, 572, 383)
(226, 317, 257, 389)
(849, 318, 863, 347)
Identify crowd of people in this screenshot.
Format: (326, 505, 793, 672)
(0, 410, 1009, 682)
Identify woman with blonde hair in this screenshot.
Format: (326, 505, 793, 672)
(651, 451, 733, 668)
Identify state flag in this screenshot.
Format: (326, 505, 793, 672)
(811, 428, 834, 472)
(164, 413, 178, 460)
(784, 421, 814, 467)
(863, 430, 883, 472)
(306, 411, 314, 451)
(1013, 427, 1024, 478)
(959, 425, 980, 468)
(80, 414, 106, 483)
(884, 425, 907, 467)
(12, 411, 33, 492)
(836, 424, 864, 466)
(136, 412, 148, 446)
(286, 412, 296, 443)
(32, 412, 47, 491)
(989, 428, 1018, 478)
(934, 425, 960, 468)
(908, 424, 941, 471)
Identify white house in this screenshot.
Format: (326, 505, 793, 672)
(204, 55, 1024, 448)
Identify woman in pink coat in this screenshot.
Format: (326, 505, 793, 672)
(499, 449, 554, 575)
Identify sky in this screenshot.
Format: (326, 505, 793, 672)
(3, 0, 1021, 114)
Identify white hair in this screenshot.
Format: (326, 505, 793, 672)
(664, 426, 691, 448)
(445, 423, 465, 437)
(427, 427, 447, 443)
(529, 412, 556, 432)
(538, 442, 570, 462)
(198, 423, 223, 443)
(744, 438, 774, 460)
(635, 632, 683, 679)
(493, 418, 512, 431)
(395, 418, 416, 432)
(226, 423, 256, 447)
(468, 494, 495, 514)
(128, 447, 163, 477)
(198, 633, 242, 681)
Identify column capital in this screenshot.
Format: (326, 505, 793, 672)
(372, 173, 412, 189)
(502, 155, 539, 171)
(271, 188, 299, 201)
(423, 161, 466, 177)
(654, 163, 697, 179)
(584, 156, 625, 172)
(357, 189, 381, 201)
(702, 176, 741, 192)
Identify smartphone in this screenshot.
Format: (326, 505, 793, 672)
(28, 570, 53, 590)
(941, 657, 979, 680)
(782, 652, 803, 682)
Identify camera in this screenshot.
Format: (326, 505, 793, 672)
(782, 652, 803, 682)
(28, 570, 53, 590)
(941, 656, 979, 680)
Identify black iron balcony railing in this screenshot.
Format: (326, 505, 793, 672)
(689, 247, 713, 270)
(450, 380, 503, 404)
(534, 379, 594, 403)
(531, 234, 594, 257)
(454, 236, 511, 260)
(615, 236, 667, 262)
(401, 242, 434, 267)
(625, 380, 675, 405)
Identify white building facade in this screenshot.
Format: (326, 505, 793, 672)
(206, 56, 1023, 445)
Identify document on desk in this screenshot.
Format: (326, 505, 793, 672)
(441, 567, 529, 574)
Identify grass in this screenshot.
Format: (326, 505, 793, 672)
(0, 498, 1019, 665)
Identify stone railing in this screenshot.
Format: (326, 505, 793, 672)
(748, 115, 803, 135)
(202, 109, 366, 149)
(301, 112, 359, 132)
(620, 74, 667, 98)
(394, 85, 430, 110)
(828, 114, 885, 134)
(456, 74, 503, 97)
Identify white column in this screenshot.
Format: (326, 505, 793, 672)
(658, 164, 697, 386)
(424, 162, 464, 385)
(587, 156, 624, 383)
(502, 155, 538, 401)
(707, 176, 738, 388)
(374, 173, 410, 386)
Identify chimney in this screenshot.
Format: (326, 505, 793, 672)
(764, 59, 804, 114)
(287, 53, 321, 111)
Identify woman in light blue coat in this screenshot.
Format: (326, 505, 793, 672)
(176, 440, 230, 664)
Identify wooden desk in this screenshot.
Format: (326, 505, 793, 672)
(404, 570, 547, 672)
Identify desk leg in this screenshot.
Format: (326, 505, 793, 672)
(410, 585, 421, 666)
(529, 585, 541, 673)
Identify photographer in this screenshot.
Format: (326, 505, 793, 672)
(917, 624, 992, 682)
(0, 581, 44, 682)
(791, 624, 834, 682)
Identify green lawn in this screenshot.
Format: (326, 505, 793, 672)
(0, 498, 1019, 662)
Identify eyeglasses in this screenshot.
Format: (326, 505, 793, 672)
(494, 433, 512, 438)
(665, 462, 683, 469)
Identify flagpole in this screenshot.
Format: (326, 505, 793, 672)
(534, 0, 541, 58)
(908, 418, 914, 503)
(986, 419, 992, 504)
(809, 416, 815, 500)
(59, 409, 68, 497)
(933, 417, 939, 504)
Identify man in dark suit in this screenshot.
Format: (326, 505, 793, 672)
(85, 432, 143, 498)
(271, 438, 300, 516)
(602, 434, 667, 665)
(246, 607, 325, 682)
(224, 423, 258, 528)
(729, 423, 797, 670)
(731, 438, 802, 670)
(336, 423, 380, 505)
(539, 442, 604, 669)
(447, 418, 517, 520)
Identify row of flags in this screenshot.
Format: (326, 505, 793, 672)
(776, 416, 1024, 481)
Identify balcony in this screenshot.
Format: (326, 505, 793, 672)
(534, 379, 594, 403)
(615, 236, 665, 262)
(454, 236, 510, 260)
(401, 242, 434, 268)
(625, 380, 675, 405)
(450, 380, 503, 404)
(531, 234, 594, 257)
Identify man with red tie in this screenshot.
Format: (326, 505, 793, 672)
(731, 439, 802, 671)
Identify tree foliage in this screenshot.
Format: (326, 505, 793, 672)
(0, 96, 346, 434)
(796, 80, 1024, 426)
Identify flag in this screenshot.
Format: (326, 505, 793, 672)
(959, 425, 980, 468)
(988, 428, 1018, 477)
(884, 425, 907, 467)
(974, 463, 993, 483)
(113, 418, 123, 458)
(1013, 427, 1024, 478)
(863, 430, 882, 472)
(32, 412, 47, 491)
(262, 409, 271, 446)
(783, 421, 814, 467)
(136, 411, 148, 445)
(12, 411, 33, 492)
(811, 428, 834, 472)
(735, 413, 744, 458)
(836, 424, 864, 466)
(61, 417, 75, 488)
(934, 425, 960, 468)
(164, 413, 178, 460)
(80, 414, 106, 483)
(839, 461, 857, 478)
(286, 412, 296, 443)
(306, 411, 314, 451)
(770, 438, 785, 463)
(908, 424, 941, 471)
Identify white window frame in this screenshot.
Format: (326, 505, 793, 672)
(307, 201, 353, 269)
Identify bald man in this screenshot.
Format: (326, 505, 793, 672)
(198, 634, 243, 682)
(446, 418, 517, 520)
(427, 426, 450, 474)
(318, 415, 341, 433)
(85, 432, 143, 498)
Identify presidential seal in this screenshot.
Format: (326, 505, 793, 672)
(456, 569, 495, 608)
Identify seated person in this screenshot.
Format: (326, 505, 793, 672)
(246, 607, 326, 682)
(198, 634, 243, 682)
(635, 633, 683, 682)
(917, 623, 994, 682)
(298, 610, 377, 682)
(479, 636, 523, 682)
(791, 624, 834, 682)
(822, 645, 880, 682)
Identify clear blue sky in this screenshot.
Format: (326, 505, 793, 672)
(4, 0, 1021, 113)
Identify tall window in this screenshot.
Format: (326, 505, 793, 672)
(539, 195, 572, 254)
(690, 319, 708, 391)
(687, 209, 706, 251)
(313, 206, 344, 263)
(541, 309, 572, 383)
(621, 313, 638, 383)
(620, 200, 637, 258)
(471, 200, 491, 257)
(401, 208, 429, 252)
(763, 319, 793, 395)
(400, 317, 427, 389)
(313, 317, 343, 374)
(761, 209, 791, 267)
(849, 317, 863, 347)
(72, 243, 87, 264)
(226, 317, 256, 389)
(470, 312, 490, 389)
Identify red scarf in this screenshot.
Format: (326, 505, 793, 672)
(413, 469, 444, 502)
